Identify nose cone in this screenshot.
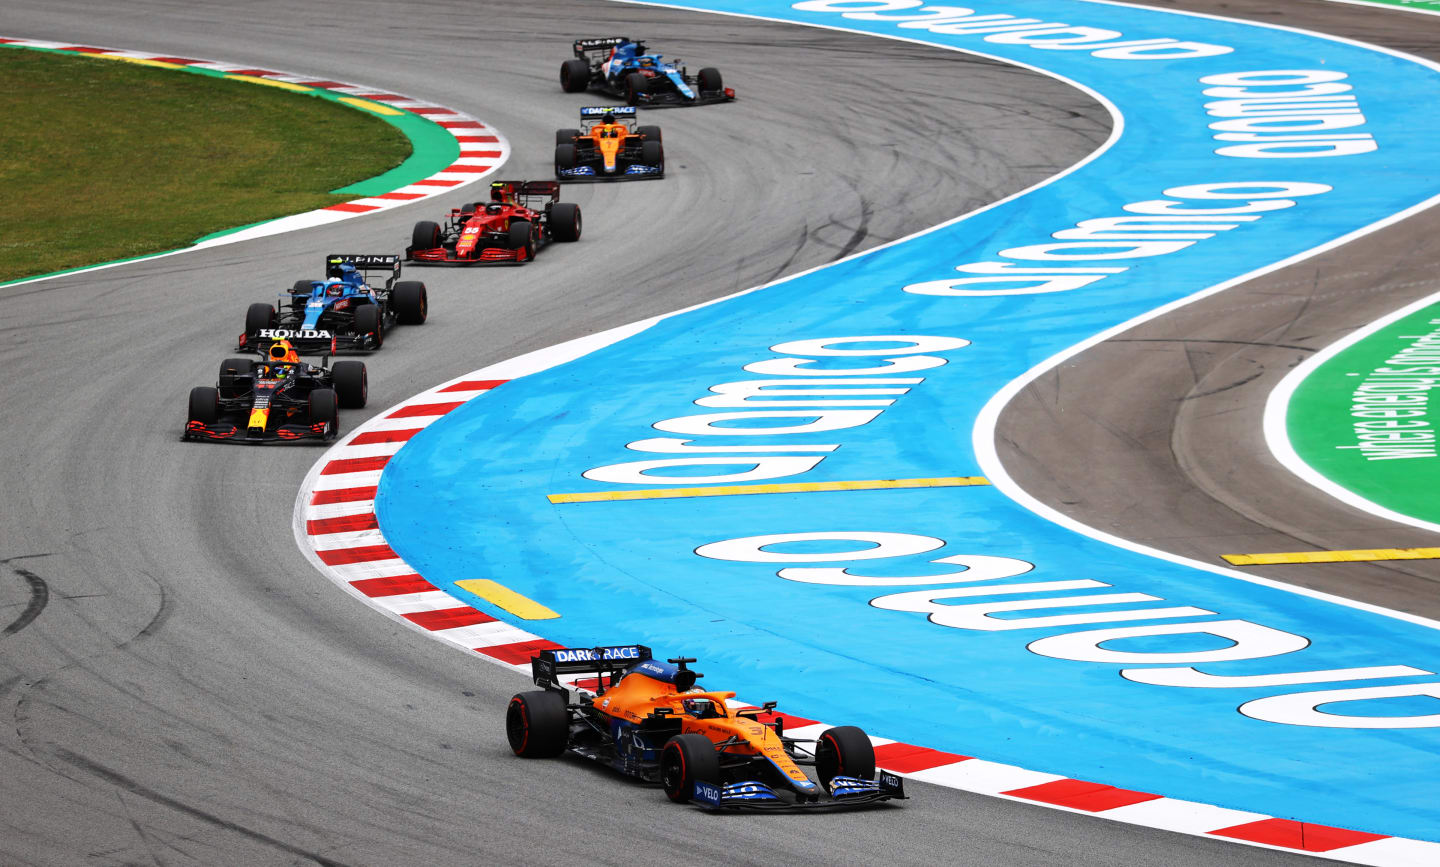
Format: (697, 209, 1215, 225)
(793, 778, 821, 795)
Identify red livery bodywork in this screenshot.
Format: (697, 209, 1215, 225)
(406, 180, 582, 265)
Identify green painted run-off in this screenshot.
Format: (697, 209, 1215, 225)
(1348, 0, 1440, 13)
(1289, 302, 1440, 523)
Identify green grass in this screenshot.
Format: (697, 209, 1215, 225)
(0, 48, 412, 283)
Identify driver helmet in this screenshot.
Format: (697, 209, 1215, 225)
(326, 281, 344, 297)
(268, 339, 299, 364)
(485, 202, 505, 215)
(639, 57, 655, 68)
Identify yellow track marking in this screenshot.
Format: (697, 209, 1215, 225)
(1223, 547, 1440, 566)
(337, 96, 403, 116)
(548, 476, 991, 504)
(93, 56, 186, 70)
(225, 74, 313, 92)
(456, 579, 559, 620)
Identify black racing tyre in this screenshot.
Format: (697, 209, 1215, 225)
(217, 356, 252, 399)
(354, 304, 383, 349)
(637, 124, 661, 142)
(245, 302, 276, 339)
(554, 143, 577, 174)
(507, 220, 533, 257)
(392, 280, 427, 325)
(506, 690, 569, 758)
(330, 361, 367, 409)
(816, 725, 875, 789)
(188, 386, 219, 425)
(549, 203, 581, 242)
(661, 733, 719, 803)
(218, 356, 252, 380)
(641, 140, 663, 172)
(698, 67, 723, 93)
(555, 127, 581, 145)
(560, 58, 590, 92)
(290, 279, 313, 306)
(308, 387, 338, 432)
(411, 220, 441, 252)
(625, 72, 648, 105)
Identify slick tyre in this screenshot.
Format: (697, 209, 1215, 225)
(392, 280, 427, 325)
(188, 386, 219, 425)
(507, 691, 569, 758)
(217, 357, 252, 399)
(554, 143, 577, 175)
(641, 140, 663, 173)
(354, 304, 383, 349)
(549, 203, 581, 242)
(245, 302, 276, 340)
(816, 726, 875, 789)
(555, 127, 580, 145)
(411, 220, 441, 252)
(698, 67, 723, 93)
(625, 72, 648, 105)
(637, 124, 661, 142)
(330, 361, 367, 409)
(308, 387, 338, 435)
(661, 733, 719, 803)
(507, 220, 534, 259)
(290, 279, 312, 306)
(560, 58, 590, 92)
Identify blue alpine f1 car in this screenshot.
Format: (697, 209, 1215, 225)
(238, 254, 427, 355)
(560, 37, 734, 107)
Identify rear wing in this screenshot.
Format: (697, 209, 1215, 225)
(531, 644, 652, 690)
(580, 105, 636, 120)
(325, 253, 400, 288)
(489, 179, 562, 206)
(574, 36, 629, 58)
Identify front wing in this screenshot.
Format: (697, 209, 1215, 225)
(183, 417, 334, 444)
(406, 245, 529, 266)
(691, 771, 906, 812)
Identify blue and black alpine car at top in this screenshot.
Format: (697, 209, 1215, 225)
(238, 254, 427, 355)
(560, 37, 734, 107)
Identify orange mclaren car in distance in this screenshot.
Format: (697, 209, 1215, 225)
(555, 106, 664, 181)
(506, 644, 906, 810)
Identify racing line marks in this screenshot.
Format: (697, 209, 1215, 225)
(1224, 547, 1440, 565)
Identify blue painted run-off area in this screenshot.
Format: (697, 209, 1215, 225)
(379, 0, 1440, 840)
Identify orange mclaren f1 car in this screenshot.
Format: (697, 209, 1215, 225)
(555, 106, 663, 181)
(506, 644, 906, 810)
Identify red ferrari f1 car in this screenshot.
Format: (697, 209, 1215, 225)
(406, 180, 581, 265)
(506, 644, 906, 811)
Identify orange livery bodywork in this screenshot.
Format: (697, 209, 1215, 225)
(504, 644, 905, 810)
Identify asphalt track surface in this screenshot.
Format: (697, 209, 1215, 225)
(997, 0, 1440, 623)
(0, 1, 1421, 865)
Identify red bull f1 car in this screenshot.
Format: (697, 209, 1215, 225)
(238, 254, 427, 355)
(560, 37, 734, 107)
(183, 339, 366, 444)
(506, 644, 906, 811)
(406, 180, 581, 265)
(555, 106, 663, 181)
